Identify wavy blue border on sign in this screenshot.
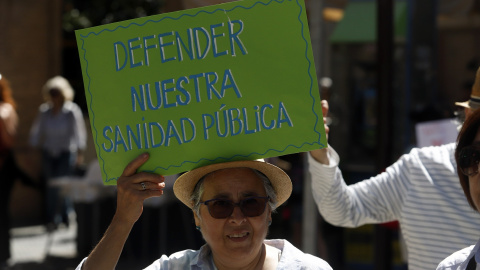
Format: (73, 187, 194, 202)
(78, 0, 325, 183)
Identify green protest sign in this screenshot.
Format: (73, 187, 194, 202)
(75, 0, 326, 185)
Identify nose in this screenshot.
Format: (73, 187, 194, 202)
(229, 205, 246, 224)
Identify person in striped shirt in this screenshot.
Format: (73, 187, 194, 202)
(308, 67, 480, 269)
(436, 95, 480, 270)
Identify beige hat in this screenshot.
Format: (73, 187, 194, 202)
(456, 66, 480, 110)
(173, 159, 292, 209)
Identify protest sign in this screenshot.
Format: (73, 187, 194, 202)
(75, 0, 327, 184)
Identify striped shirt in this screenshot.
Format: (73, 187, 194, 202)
(308, 143, 480, 270)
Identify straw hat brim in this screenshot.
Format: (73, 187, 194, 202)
(455, 100, 470, 109)
(173, 160, 292, 209)
(455, 66, 480, 110)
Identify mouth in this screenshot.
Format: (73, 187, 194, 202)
(227, 232, 250, 241)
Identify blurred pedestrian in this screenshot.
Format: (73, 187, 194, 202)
(29, 76, 87, 229)
(308, 66, 480, 269)
(0, 73, 37, 268)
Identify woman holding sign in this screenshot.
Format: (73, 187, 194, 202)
(75, 154, 332, 270)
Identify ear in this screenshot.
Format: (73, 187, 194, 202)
(193, 209, 200, 226)
(267, 207, 272, 224)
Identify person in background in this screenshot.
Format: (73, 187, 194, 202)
(437, 104, 480, 269)
(75, 154, 333, 270)
(29, 76, 87, 229)
(0, 74, 37, 268)
(308, 67, 480, 269)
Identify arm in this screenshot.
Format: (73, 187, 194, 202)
(81, 153, 165, 270)
(70, 102, 87, 165)
(309, 148, 409, 227)
(308, 101, 405, 227)
(0, 103, 18, 149)
(29, 106, 46, 148)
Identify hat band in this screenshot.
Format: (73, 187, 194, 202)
(470, 96, 480, 110)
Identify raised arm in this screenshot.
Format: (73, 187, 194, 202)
(81, 153, 165, 270)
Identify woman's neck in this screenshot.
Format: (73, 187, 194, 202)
(51, 102, 63, 115)
(213, 244, 279, 270)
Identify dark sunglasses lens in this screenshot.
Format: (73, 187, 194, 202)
(459, 147, 480, 176)
(240, 197, 267, 217)
(206, 197, 268, 219)
(49, 88, 60, 97)
(208, 200, 234, 219)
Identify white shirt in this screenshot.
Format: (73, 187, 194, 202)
(75, 239, 332, 269)
(437, 238, 480, 270)
(29, 101, 86, 156)
(309, 144, 480, 269)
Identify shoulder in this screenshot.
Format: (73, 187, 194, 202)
(437, 245, 475, 270)
(267, 239, 333, 270)
(0, 102, 15, 118)
(63, 101, 79, 112)
(144, 249, 201, 269)
(397, 143, 455, 167)
(0, 102, 13, 110)
(37, 102, 53, 114)
(408, 143, 454, 157)
(64, 101, 81, 110)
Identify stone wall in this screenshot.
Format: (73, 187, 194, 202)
(0, 0, 62, 225)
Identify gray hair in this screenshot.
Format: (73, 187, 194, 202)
(191, 168, 278, 218)
(42, 76, 75, 102)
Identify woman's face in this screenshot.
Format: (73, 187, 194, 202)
(469, 127, 480, 210)
(193, 167, 272, 266)
(49, 88, 64, 108)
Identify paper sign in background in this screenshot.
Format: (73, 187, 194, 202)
(76, 0, 326, 184)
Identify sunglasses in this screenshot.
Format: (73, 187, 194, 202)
(200, 196, 270, 219)
(49, 88, 61, 97)
(459, 145, 480, 176)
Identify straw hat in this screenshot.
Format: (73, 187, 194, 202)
(456, 66, 480, 110)
(42, 76, 75, 102)
(173, 159, 292, 209)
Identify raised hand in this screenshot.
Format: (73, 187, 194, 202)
(82, 153, 166, 270)
(310, 100, 330, 164)
(321, 99, 329, 139)
(114, 153, 165, 225)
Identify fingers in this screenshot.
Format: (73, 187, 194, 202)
(118, 173, 165, 201)
(134, 176, 166, 192)
(321, 100, 330, 137)
(321, 100, 329, 117)
(122, 153, 149, 177)
(115, 158, 166, 223)
(117, 153, 166, 200)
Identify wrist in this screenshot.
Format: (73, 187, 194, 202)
(310, 148, 330, 165)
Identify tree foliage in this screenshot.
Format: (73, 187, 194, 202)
(63, 0, 165, 33)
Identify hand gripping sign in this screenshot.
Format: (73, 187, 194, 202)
(75, 0, 327, 185)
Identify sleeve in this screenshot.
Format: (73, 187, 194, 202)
(308, 146, 410, 227)
(76, 255, 170, 270)
(75, 257, 87, 270)
(143, 255, 171, 270)
(29, 107, 45, 147)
